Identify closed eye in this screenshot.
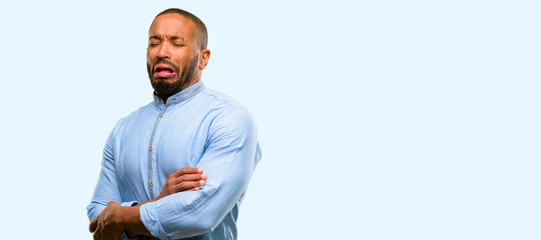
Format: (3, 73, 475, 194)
(148, 40, 160, 47)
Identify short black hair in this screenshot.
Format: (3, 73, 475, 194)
(155, 8, 208, 50)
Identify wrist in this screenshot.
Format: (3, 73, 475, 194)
(119, 205, 153, 236)
(119, 205, 140, 228)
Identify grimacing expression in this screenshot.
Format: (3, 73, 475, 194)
(146, 13, 202, 98)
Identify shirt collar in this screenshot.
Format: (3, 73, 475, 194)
(153, 81, 205, 105)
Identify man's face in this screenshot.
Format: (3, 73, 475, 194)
(147, 14, 201, 98)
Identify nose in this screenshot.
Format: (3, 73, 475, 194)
(157, 42, 170, 59)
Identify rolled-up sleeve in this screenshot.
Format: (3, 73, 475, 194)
(139, 108, 261, 239)
(87, 120, 138, 221)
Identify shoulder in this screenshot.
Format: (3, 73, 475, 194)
(196, 88, 257, 136)
(198, 88, 246, 110)
(110, 102, 155, 133)
(195, 88, 254, 123)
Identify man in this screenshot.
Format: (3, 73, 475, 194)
(87, 8, 261, 240)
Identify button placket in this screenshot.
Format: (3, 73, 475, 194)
(147, 105, 168, 199)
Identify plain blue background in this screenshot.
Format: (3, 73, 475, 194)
(0, 1, 539, 239)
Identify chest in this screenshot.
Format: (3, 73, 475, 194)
(114, 107, 211, 183)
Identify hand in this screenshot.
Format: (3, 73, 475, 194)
(90, 168, 206, 239)
(124, 167, 207, 238)
(158, 167, 207, 200)
(89, 201, 125, 240)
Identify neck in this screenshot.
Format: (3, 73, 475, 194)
(156, 77, 201, 104)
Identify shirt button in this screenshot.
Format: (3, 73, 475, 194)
(160, 114, 164, 119)
(149, 146, 153, 151)
(150, 181, 154, 186)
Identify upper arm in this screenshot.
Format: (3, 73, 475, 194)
(198, 107, 259, 192)
(87, 125, 123, 221)
(139, 108, 262, 239)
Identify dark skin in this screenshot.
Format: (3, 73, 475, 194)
(146, 13, 210, 103)
(89, 168, 207, 239)
(89, 13, 211, 240)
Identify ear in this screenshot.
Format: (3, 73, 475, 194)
(198, 49, 211, 70)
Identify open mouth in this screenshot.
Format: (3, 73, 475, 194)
(154, 63, 177, 78)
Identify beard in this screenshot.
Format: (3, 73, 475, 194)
(147, 55, 199, 99)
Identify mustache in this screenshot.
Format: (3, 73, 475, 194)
(153, 59, 180, 73)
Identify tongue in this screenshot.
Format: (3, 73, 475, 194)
(155, 69, 176, 78)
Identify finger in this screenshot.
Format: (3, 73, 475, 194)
(93, 229, 101, 240)
(168, 173, 206, 185)
(176, 181, 201, 191)
(101, 229, 124, 240)
(170, 167, 202, 177)
(179, 173, 207, 182)
(89, 219, 97, 233)
(175, 180, 206, 192)
(185, 187, 201, 192)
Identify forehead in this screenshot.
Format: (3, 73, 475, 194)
(149, 14, 197, 39)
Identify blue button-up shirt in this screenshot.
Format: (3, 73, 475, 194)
(87, 81, 261, 240)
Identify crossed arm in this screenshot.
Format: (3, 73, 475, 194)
(88, 167, 207, 240)
(88, 109, 260, 239)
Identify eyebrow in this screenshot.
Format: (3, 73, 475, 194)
(169, 35, 184, 41)
(148, 35, 185, 41)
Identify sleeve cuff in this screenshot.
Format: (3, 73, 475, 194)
(139, 201, 168, 240)
(121, 201, 139, 207)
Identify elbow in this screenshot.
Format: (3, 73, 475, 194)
(178, 208, 225, 237)
(164, 220, 216, 239)
(186, 215, 221, 236)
